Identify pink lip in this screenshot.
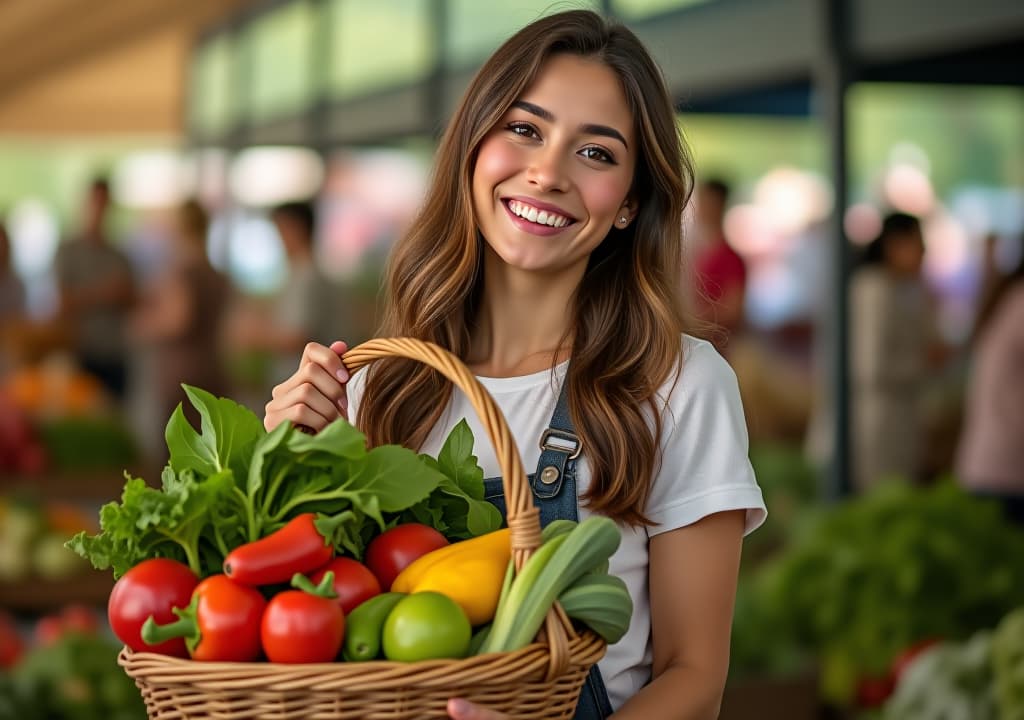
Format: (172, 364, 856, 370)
(501, 197, 577, 237)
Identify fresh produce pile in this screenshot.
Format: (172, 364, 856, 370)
(0, 606, 146, 720)
(70, 386, 632, 665)
(882, 604, 1024, 719)
(734, 480, 1024, 709)
(0, 496, 98, 582)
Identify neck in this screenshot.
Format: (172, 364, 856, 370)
(467, 249, 582, 377)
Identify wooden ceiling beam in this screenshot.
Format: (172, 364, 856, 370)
(0, 0, 247, 102)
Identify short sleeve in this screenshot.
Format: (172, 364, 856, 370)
(645, 337, 767, 537)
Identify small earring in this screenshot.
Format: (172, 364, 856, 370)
(619, 216, 627, 224)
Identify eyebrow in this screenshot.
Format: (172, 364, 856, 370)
(511, 100, 629, 149)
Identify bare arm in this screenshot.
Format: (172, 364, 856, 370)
(612, 509, 745, 720)
(448, 510, 747, 720)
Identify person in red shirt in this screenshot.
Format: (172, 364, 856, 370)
(692, 179, 747, 356)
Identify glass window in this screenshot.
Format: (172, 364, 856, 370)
(328, 0, 434, 99)
(189, 36, 235, 136)
(249, 2, 316, 121)
(446, 0, 600, 68)
(612, 0, 713, 20)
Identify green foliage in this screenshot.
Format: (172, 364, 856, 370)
(741, 481, 1024, 705)
(993, 606, 1024, 719)
(0, 632, 146, 720)
(68, 387, 501, 579)
(37, 417, 137, 471)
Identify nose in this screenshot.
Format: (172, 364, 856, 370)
(526, 145, 570, 193)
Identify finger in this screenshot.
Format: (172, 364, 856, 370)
(302, 341, 350, 384)
(278, 381, 342, 425)
(447, 698, 503, 720)
(264, 401, 333, 434)
(273, 360, 347, 411)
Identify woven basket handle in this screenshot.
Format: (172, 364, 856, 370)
(343, 338, 575, 679)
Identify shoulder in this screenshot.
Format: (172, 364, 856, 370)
(657, 335, 743, 420)
(645, 334, 766, 536)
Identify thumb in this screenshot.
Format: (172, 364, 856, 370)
(447, 698, 499, 720)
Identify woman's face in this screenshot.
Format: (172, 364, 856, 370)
(471, 53, 637, 277)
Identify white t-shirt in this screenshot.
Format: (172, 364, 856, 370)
(347, 334, 766, 710)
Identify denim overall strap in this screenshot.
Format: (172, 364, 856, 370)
(481, 376, 615, 719)
(530, 375, 579, 509)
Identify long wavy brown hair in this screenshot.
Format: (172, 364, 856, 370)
(358, 9, 695, 526)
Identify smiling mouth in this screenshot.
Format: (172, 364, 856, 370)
(502, 199, 577, 228)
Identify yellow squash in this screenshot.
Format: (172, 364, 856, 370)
(391, 528, 510, 625)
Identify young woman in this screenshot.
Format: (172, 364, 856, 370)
(264, 10, 765, 719)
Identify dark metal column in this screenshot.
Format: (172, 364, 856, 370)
(817, 0, 854, 500)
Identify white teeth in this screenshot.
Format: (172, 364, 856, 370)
(508, 200, 570, 227)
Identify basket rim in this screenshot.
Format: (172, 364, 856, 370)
(119, 629, 606, 690)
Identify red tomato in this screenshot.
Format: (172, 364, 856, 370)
(59, 605, 99, 636)
(0, 611, 24, 669)
(891, 637, 941, 684)
(261, 589, 345, 663)
(855, 673, 896, 708)
(108, 558, 198, 657)
(365, 524, 449, 590)
(310, 557, 381, 615)
(33, 616, 66, 647)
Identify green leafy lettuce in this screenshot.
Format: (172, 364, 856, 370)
(69, 386, 502, 578)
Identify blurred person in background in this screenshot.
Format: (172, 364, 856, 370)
(0, 217, 25, 321)
(131, 200, 231, 454)
(850, 212, 940, 491)
(690, 178, 747, 357)
(54, 176, 136, 402)
(955, 249, 1024, 523)
(0, 217, 26, 375)
(239, 201, 346, 385)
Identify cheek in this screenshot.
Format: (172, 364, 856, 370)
(579, 175, 631, 220)
(473, 137, 520, 193)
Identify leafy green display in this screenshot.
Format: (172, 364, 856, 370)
(993, 606, 1024, 719)
(68, 386, 501, 578)
(736, 480, 1024, 705)
(0, 632, 146, 720)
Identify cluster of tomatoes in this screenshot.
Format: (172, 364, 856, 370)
(108, 517, 453, 664)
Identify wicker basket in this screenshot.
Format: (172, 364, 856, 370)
(120, 337, 607, 719)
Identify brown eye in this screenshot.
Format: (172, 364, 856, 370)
(580, 146, 615, 164)
(507, 122, 540, 139)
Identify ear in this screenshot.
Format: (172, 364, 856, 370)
(615, 198, 639, 229)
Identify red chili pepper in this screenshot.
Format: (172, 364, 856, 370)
(141, 575, 266, 662)
(108, 558, 198, 657)
(223, 513, 333, 586)
(261, 572, 345, 663)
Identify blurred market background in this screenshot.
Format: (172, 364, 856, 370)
(1, 0, 1023, 718)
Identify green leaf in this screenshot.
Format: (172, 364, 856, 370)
(436, 419, 485, 500)
(181, 385, 264, 478)
(286, 417, 368, 461)
(247, 420, 293, 497)
(346, 445, 442, 513)
(165, 404, 217, 477)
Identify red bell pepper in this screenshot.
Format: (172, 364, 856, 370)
(261, 572, 345, 663)
(223, 513, 333, 586)
(141, 574, 266, 662)
(107, 558, 198, 657)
